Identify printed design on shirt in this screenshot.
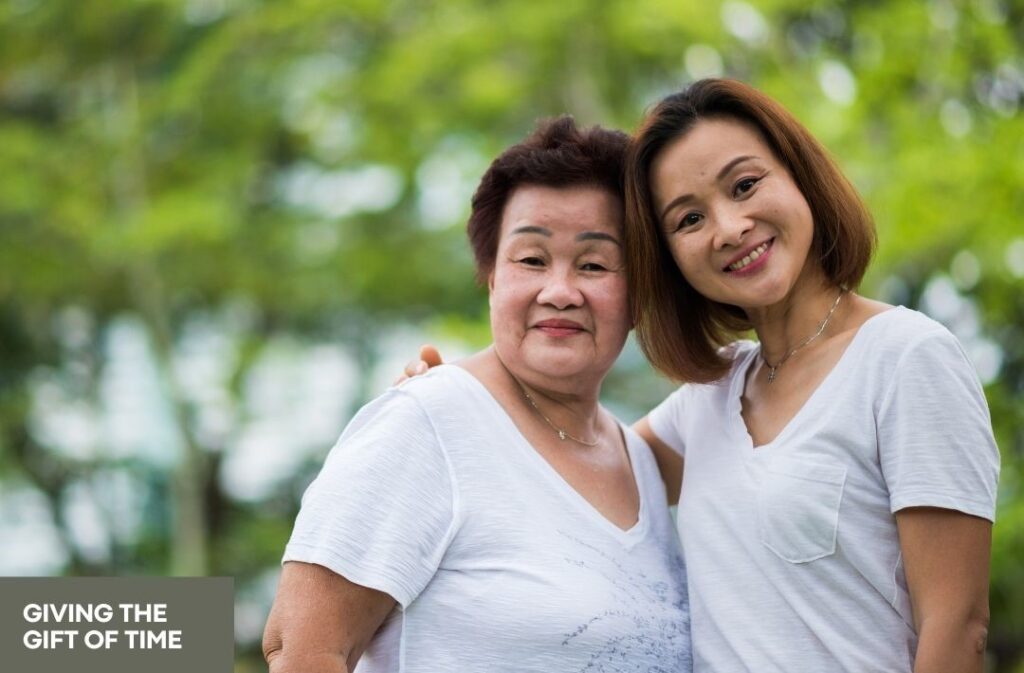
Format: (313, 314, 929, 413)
(557, 529, 692, 673)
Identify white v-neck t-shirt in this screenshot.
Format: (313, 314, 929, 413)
(647, 306, 999, 673)
(284, 364, 692, 673)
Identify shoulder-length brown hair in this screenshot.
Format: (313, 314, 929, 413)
(625, 78, 876, 383)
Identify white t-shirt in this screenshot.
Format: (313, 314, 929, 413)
(647, 306, 1000, 673)
(285, 364, 692, 673)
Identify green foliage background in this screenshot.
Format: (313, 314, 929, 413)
(1, 0, 1022, 669)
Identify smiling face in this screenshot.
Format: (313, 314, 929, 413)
(489, 184, 630, 387)
(651, 117, 820, 313)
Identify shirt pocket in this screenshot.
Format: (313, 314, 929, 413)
(757, 458, 847, 563)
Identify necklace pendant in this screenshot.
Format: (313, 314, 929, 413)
(767, 367, 777, 384)
(558, 430, 567, 440)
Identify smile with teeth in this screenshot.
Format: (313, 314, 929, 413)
(727, 240, 771, 272)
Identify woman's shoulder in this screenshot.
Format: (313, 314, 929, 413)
(342, 365, 475, 439)
(393, 363, 479, 404)
(857, 305, 957, 354)
(389, 363, 507, 439)
(843, 305, 982, 394)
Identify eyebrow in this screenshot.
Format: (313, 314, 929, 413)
(658, 154, 759, 221)
(576, 231, 621, 246)
(509, 225, 552, 237)
(509, 226, 621, 247)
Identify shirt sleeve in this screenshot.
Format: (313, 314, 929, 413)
(283, 388, 459, 607)
(877, 327, 1000, 521)
(646, 385, 690, 457)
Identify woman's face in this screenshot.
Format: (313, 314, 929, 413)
(489, 184, 630, 387)
(651, 117, 817, 312)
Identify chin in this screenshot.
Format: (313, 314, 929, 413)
(720, 273, 795, 308)
(530, 351, 586, 374)
(526, 350, 603, 382)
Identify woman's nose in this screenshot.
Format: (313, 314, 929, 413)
(712, 211, 754, 250)
(536, 269, 584, 309)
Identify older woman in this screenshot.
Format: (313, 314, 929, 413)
(262, 117, 692, 673)
(627, 79, 999, 672)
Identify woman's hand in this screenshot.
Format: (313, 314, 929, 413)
(394, 344, 444, 384)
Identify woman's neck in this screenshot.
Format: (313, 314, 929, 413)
(745, 270, 846, 365)
(477, 347, 604, 435)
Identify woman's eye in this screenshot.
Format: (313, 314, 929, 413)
(675, 212, 703, 231)
(580, 262, 607, 272)
(734, 177, 760, 197)
(518, 256, 544, 266)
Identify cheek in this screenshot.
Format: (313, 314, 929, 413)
(781, 187, 814, 239)
(488, 270, 533, 323)
(668, 239, 706, 283)
(667, 237, 730, 302)
(799, 205, 815, 245)
(590, 278, 632, 338)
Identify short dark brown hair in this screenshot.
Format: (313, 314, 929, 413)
(468, 116, 630, 284)
(625, 78, 876, 383)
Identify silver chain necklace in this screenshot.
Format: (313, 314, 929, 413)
(761, 287, 846, 384)
(518, 384, 600, 447)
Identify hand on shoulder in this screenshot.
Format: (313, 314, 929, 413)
(394, 344, 445, 385)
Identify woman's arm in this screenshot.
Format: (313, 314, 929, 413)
(895, 507, 991, 673)
(872, 326, 999, 672)
(263, 561, 396, 673)
(634, 416, 683, 506)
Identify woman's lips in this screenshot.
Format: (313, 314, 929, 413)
(533, 319, 585, 337)
(723, 238, 774, 276)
